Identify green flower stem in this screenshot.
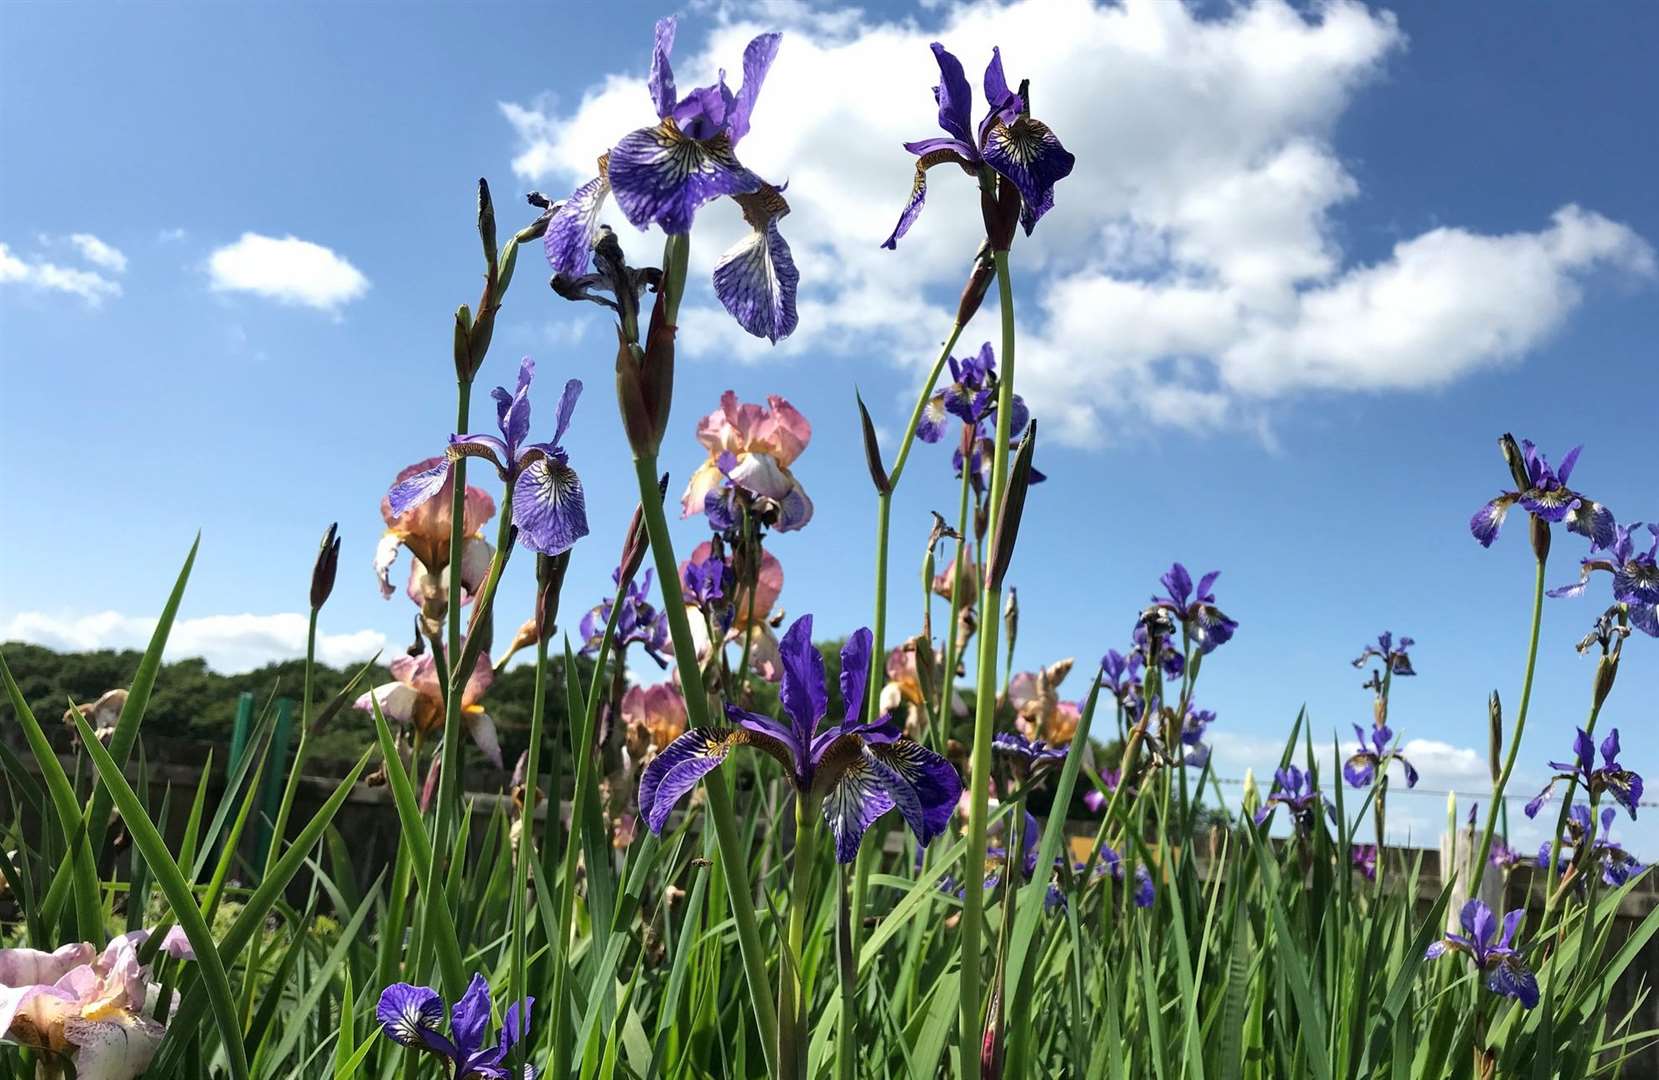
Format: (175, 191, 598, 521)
(1544, 690, 1608, 918)
(429, 375, 471, 847)
(835, 860, 858, 1080)
(632, 452, 780, 1073)
(1471, 547, 1549, 894)
(865, 322, 965, 722)
(261, 606, 318, 882)
(935, 463, 974, 748)
(549, 602, 622, 1079)
(779, 794, 818, 1080)
(510, 631, 550, 1078)
(959, 248, 1018, 1080)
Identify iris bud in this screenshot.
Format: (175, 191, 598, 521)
(310, 523, 341, 611)
(956, 241, 996, 328)
(986, 421, 1037, 591)
(855, 390, 891, 495)
(534, 550, 572, 644)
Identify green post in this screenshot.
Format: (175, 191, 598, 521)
(253, 697, 295, 878)
(227, 691, 254, 776)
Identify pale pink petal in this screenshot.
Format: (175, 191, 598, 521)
(64, 1014, 165, 1080)
(731, 547, 783, 628)
(755, 395, 811, 466)
(356, 682, 419, 727)
(681, 462, 726, 519)
(1007, 671, 1040, 714)
(694, 395, 739, 455)
(460, 652, 495, 708)
(743, 624, 782, 683)
(464, 708, 504, 769)
(459, 537, 494, 601)
(374, 532, 402, 600)
(723, 391, 768, 450)
(726, 452, 793, 502)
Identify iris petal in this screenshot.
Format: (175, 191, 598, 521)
(868, 737, 961, 845)
(608, 121, 762, 235)
(713, 211, 798, 343)
(822, 754, 897, 863)
(638, 728, 737, 833)
(512, 452, 588, 556)
(981, 117, 1075, 234)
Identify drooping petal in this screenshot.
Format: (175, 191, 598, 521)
(821, 754, 897, 863)
(1487, 954, 1539, 1009)
(713, 207, 798, 343)
(1469, 495, 1515, 547)
(726, 450, 795, 502)
(1398, 754, 1420, 788)
(727, 32, 782, 145)
(868, 737, 962, 845)
(638, 728, 736, 834)
(513, 451, 588, 556)
(1342, 754, 1376, 789)
(982, 116, 1075, 234)
(388, 458, 454, 520)
(545, 171, 612, 279)
(680, 461, 726, 519)
(61, 1015, 167, 1080)
(376, 983, 455, 1055)
(374, 532, 402, 599)
(915, 394, 951, 444)
(773, 479, 814, 532)
(608, 120, 763, 235)
(1564, 497, 1616, 549)
(881, 142, 977, 249)
(463, 707, 503, 769)
(356, 682, 420, 727)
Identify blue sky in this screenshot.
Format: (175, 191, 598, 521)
(3, 0, 1656, 850)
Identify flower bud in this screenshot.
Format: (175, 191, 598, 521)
(477, 177, 498, 275)
(1003, 587, 1019, 661)
(1593, 653, 1619, 710)
(1241, 768, 1260, 819)
(534, 550, 572, 644)
(453, 304, 474, 382)
(1498, 432, 1531, 492)
(855, 390, 891, 495)
(1487, 691, 1502, 785)
(986, 423, 1038, 591)
(618, 475, 667, 587)
(310, 523, 341, 611)
(980, 171, 1021, 252)
(618, 295, 677, 458)
(956, 241, 996, 328)
(1529, 514, 1551, 563)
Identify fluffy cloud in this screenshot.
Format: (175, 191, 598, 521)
(0, 241, 123, 305)
(2, 610, 387, 674)
(68, 233, 129, 274)
(207, 233, 369, 312)
(500, 0, 1652, 444)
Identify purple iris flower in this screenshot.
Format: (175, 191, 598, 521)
(1132, 619, 1185, 682)
(376, 974, 532, 1078)
(681, 549, 729, 608)
(1253, 765, 1335, 832)
(915, 342, 1030, 446)
(952, 419, 1047, 491)
(544, 18, 797, 343)
(1099, 649, 1144, 707)
(388, 358, 588, 557)
(883, 44, 1075, 247)
(1489, 837, 1527, 872)
(1544, 805, 1646, 888)
(1351, 844, 1378, 882)
(638, 615, 962, 862)
(1096, 846, 1156, 908)
(1352, 632, 1416, 676)
(1425, 899, 1539, 1009)
(1524, 727, 1643, 820)
(1152, 564, 1238, 655)
(579, 567, 670, 667)
(1343, 724, 1419, 789)
(993, 730, 1068, 776)
(1470, 436, 1614, 549)
(1548, 521, 1659, 637)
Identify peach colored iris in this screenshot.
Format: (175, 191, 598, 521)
(622, 682, 689, 762)
(680, 392, 813, 529)
(355, 652, 503, 768)
(374, 456, 497, 607)
(677, 540, 786, 681)
(1007, 658, 1080, 745)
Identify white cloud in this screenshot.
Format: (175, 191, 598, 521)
(207, 233, 370, 312)
(68, 233, 128, 274)
(500, 0, 1652, 444)
(0, 241, 123, 305)
(2, 610, 387, 674)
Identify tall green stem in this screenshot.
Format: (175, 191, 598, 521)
(430, 378, 471, 855)
(1470, 548, 1548, 892)
(779, 794, 817, 1080)
(959, 248, 1017, 1080)
(510, 632, 549, 1078)
(865, 323, 965, 721)
(261, 607, 318, 881)
(632, 453, 779, 1072)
